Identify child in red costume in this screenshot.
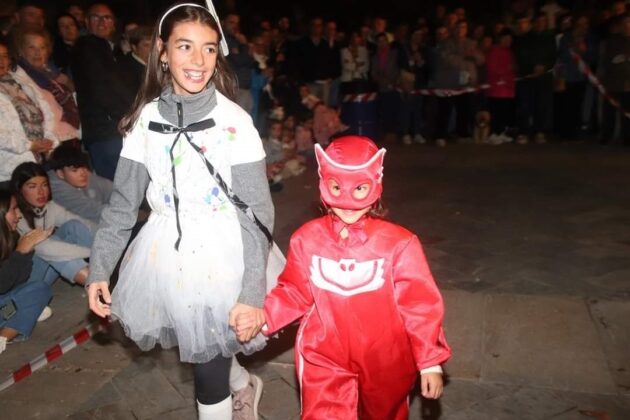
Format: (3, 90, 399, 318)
(234, 136, 451, 419)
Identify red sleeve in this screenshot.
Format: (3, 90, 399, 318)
(263, 235, 314, 334)
(393, 235, 451, 371)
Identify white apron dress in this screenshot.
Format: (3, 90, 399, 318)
(111, 93, 267, 363)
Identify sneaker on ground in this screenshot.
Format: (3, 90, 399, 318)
(0, 336, 7, 355)
(516, 135, 529, 145)
(413, 134, 427, 144)
(436, 138, 447, 147)
(499, 133, 514, 143)
(233, 374, 263, 420)
(488, 133, 503, 145)
(37, 306, 52, 322)
(534, 133, 547, 144)
(402, 134, 412, 145)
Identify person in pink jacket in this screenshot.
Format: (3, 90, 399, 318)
(485, 29, 516, 144)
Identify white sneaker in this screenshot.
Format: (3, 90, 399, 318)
(488, 134, 502, 145)
(516, 135, 528, 145)
(413, 134, 427, 144)
(37, 306, 52, 322)
(499, 133, 513, 143)
(436, 138, 447, 147)
(0, 336, 7, 354)
(233, 374, 263, 420)
(402, 135, 412, 145)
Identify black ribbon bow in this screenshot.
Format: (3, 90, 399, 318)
(148, 111, 272, 250)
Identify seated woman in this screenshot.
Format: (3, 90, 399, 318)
(0, 36, 58, 188)
(0, 190, 52, 355)
(16, 28, 81, 142)
(11, 162, 94, 286)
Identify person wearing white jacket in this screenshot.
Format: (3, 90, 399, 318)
(0, 38, 59, 186)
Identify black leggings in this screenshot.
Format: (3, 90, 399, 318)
(193, 355, 232, 404)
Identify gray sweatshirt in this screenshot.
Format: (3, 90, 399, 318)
(48, 170, 113, 224)
(87, 84, 274, 308)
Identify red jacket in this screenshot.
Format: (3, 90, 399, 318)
(485, 45, 516, 98)
(264, 215, 451, 419)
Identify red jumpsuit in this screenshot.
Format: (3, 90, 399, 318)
(264, 215, 451, 419)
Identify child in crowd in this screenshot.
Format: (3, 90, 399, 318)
(263, 120, 286, 186)
(0, 190, 52, 355)
(234, 136, 451, 419)
(12, 162, 94, 286)
(299, 85, 348, 146)
(47, 142, 113, 224)
(294, 119, 314, 158)
(85, 3, 273, 419)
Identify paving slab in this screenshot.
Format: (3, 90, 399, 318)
(441, 290, 485, 380)
(588, 299, 630, 395)
(481, 294, 616, 394)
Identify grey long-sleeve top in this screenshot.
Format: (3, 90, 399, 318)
(87, 84, 274, 308)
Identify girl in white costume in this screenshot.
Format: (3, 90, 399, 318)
(86, 3, 273, 419)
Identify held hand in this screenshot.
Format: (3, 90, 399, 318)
(87, 281, 112, 318)
(420, 372, 444, 399)
(229, 303, 265, 342)
(30, 139, 54, 153)
(16, 228, 53, 253)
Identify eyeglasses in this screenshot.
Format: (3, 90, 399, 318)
(88, 14, 114, 23)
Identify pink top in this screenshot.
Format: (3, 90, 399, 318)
(485, 45, 515, 98)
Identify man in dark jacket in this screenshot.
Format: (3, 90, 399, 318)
(71, 3, 135, 180)
(513, 14, 556, 144)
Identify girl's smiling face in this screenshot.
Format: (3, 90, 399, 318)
(328, 180, 372, 225)
(161, 21, 219, 96)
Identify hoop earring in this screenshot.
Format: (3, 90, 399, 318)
(161, 61, 168, 72)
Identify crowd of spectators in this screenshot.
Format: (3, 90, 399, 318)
(0, 0, 629, 350)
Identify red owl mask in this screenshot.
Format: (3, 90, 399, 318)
(315, 136, 386, 210)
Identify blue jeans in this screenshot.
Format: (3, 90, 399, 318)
(29, 220, 93, 285)
(86, 138, 122, 181)
(0, 281, 51, 338)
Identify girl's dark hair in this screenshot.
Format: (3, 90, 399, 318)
(119, 4, 237, 134)
(0, 190, 18, 261)
(0, 35, 18, 72)
(10, 162, 49, 229)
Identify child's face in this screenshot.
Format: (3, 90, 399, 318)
(299, 86, 309, 97)
(270, 123, 282, 139)
(21, 176, 50, 208)
(57, 166, 90, 188)
(161, 21, 219, 96)
(328, 180, 372, 224)
(4, 196, 22, 232)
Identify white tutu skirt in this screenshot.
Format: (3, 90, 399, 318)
(111, 213, 267, 363)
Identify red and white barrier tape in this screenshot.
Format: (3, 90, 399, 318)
(0, 319, 108, 392)
(570, 49, 630, 119)
(342, 92, 378, 103)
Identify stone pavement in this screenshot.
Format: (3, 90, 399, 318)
(1, 143, 630, 419)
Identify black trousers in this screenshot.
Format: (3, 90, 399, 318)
(487, 97, 515, 135)
(193, 355, 232, 404)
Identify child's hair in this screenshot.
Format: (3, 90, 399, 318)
(0, 190, 18, 261)
(128, 25, 153, 47)
(323, 199, 388, 219)
(10, 162, 49, 229)
(48, 142, 90, 170)
(119, 4, 237, 134)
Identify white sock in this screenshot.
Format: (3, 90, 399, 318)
(0, 336, 7, 354)
(197, 396, 232, 420)
(229, 356, 250, 392)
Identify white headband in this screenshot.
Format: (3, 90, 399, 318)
(158, 2, 229, 56)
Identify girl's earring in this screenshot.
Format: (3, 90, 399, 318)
(161, 61, 168, 72)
